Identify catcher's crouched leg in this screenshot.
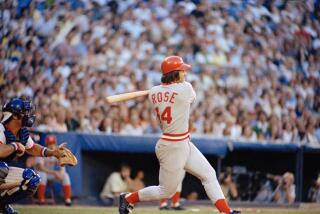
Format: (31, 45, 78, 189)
(0, 166, 40, 205)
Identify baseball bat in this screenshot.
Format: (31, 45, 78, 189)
(106, 90, 150, 104)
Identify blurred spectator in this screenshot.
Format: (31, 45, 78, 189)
(254, 111, 269, 137)
(143, 117, 161, 134)
(128, 170, 145, 192)
(112, 119, 124, 133)
(202, 119, 214, 136)
(303, 121, 320, 147)
(227, 119, 242, 140)
(48, 108, 68, 132)
(186, 191, 199, 201)
(273, 172, 296, 204)
(254, 179, 274, 203)
(100, 164, 131, 206)
(239, 123, 257, 142)
(37, 114, 55, 132)
(99, 117, 113, 133)
(307, 175, 320, 203)
(223, 126, 232, 139)
(121, 113, 144, 135)
(282, 121, 295, 143)
(212, 112, 226, 138)
(220, 170, 239, 201)
(65, 108, 80, 131)
(35, 135, 72, 206)
(0, 0, 318, 144)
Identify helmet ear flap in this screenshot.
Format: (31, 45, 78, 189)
(1, 98, 22, 123)
(1, 112, 13, 123)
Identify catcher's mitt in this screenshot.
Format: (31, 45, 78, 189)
(58, 144, 78, 167)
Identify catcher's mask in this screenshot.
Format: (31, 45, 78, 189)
(1, 98, 36, 127)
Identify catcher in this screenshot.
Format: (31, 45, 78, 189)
(35, 135, 73, 206)
(0, 98, 77, 214)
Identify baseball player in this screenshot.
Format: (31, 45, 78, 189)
(36, 135, 72, 206)
(0, 98, 66, 214)
(119, 56, 240, 214)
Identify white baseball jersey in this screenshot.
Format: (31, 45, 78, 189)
(148, 81, 196, 141)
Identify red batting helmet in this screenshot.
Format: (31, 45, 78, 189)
(161, 56, 191, 75)
(45, 135, 57, 146)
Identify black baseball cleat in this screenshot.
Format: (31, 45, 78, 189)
(0, 205, 20, 214)
(119, 193, 134, 214)
(159, 205, 170, 210)
(171, 205, 185, 210)
(65, 201, 72, 206)
(230, 210, 241, 214)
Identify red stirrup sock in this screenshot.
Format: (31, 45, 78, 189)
(125, 192, 140, 204)
(171, 192, 181, 207)
(214, 198, 231, 214)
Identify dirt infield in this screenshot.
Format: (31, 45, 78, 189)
(15, 204, 320, 214)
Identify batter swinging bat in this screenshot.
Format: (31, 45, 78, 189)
(106, 90, 150, 104)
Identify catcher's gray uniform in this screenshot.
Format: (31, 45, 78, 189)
(137, 81, 225, 203)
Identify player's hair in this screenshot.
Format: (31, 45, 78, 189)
(119, 163, 131, 170)
(161, 71, 180, 84)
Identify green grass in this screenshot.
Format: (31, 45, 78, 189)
(15, 207, 320, 214)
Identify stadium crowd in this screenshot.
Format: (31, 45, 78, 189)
(1, 0, 320, 145)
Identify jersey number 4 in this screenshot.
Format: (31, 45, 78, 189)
(155, 106, 172, 124)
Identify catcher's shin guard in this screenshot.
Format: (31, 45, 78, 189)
(119, 193, 134, 214)
(21, 169, 41, 191)
(0, 168, 40, 205)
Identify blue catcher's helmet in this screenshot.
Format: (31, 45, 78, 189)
(1, 98, 36, 127)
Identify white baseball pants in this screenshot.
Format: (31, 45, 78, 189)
(138, 139, 225, 203)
